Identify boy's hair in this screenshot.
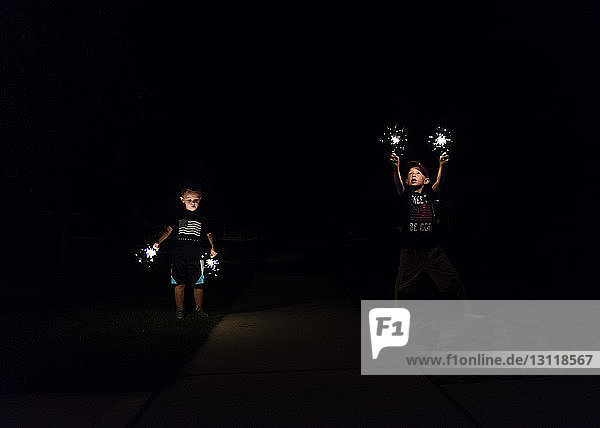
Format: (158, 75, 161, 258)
(179, 183, 202, 196)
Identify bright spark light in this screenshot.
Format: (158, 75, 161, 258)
(135, 245, 158, 268)
(145, 247, 157, 260)
(203, 253, 220, 277)
(379, 123, 408, 157)
(427, 125, 454, 155)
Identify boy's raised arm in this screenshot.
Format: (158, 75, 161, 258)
(390, 153, 405, 195)
(432, 152, 449, 193)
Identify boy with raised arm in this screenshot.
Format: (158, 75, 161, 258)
(390, 152, 467, 300)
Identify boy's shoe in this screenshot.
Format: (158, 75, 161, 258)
(175, 309, 184, 320)
(195, 308, 209, 318)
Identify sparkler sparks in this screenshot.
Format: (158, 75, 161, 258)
(202, 253, 220, 277)
(427, 125, 455, 155)
(135, 245, 158, 268)
(145, 246, 157, 260)
(379, 123, 408, 157)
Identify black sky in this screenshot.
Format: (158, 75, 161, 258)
(2, 2, 597, 246)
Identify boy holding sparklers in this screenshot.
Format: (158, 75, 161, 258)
(390, 152, 467, 300)
(153, 186, 217, 319)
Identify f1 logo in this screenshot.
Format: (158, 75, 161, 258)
(369, 308, 411, 359)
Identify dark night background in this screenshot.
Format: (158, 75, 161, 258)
(1, 2, 598, 299)
(2, 3, 600, 423)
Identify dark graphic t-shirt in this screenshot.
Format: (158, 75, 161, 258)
(400, 188, 439, 249)
(167, 208, 212, 255)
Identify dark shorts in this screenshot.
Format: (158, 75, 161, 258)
(170, 252, 205, 289)
(394, 245, 462, 298)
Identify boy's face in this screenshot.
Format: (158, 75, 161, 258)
(406, 167, 430, 189)
(180, 191, 201, 211)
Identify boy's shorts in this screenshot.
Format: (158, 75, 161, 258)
(170, 253, 205, 289)
(394, 245, 460, 298)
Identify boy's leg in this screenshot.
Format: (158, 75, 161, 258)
(193, 284, 208, 317)
(193, 260, 208, 316)
(174, 285, 185, 310)
(194, 288, 204, 310)
(171, 259, 187, 318)
(395, 249, 423, 300)
(423, 246, 468, 299)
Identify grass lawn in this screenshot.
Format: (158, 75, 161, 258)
(0, 256, 250, 393)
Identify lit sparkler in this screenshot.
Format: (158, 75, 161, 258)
(135, 245, 158, 268)
(427, 125, 455, 155)
(379, 123, 408, 157)
(202, 253, 220, 277)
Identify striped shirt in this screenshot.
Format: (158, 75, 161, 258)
(401, 188, 439, 249)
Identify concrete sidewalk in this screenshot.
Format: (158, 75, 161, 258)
(4, 269, 599, 426)
(134, 274, 479, 426)
(133, 272, 600, 427)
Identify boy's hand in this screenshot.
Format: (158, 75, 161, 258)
(389, 153, 401, 168)
(210, 248, 218, 258)
(152, 242, 160, 250)
(439, 152, 450, 166)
